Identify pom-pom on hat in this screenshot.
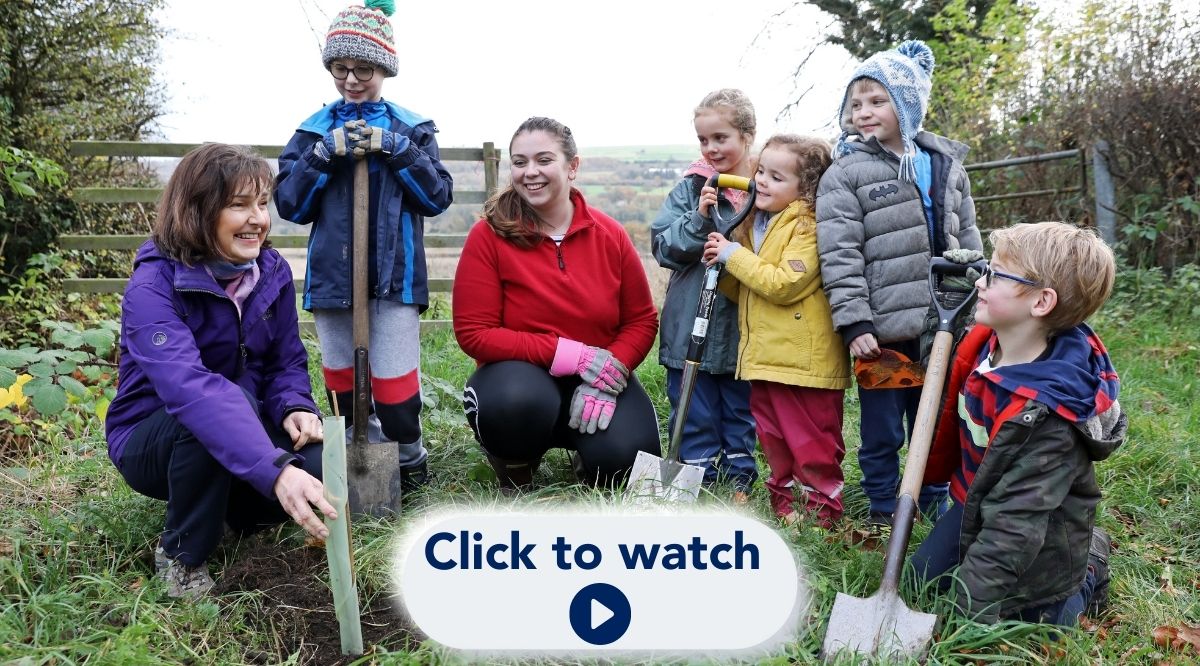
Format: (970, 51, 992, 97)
(322, 0, 398, 78)
(834, 40, 935, 182)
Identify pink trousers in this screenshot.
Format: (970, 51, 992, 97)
(750, 381, 846, 526)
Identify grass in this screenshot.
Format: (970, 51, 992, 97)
(2, 277, 1199, 664)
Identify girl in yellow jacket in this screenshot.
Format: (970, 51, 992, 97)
(703, 135, 851, 528)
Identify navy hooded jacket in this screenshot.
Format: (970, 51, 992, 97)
(274, 99, 453, 311)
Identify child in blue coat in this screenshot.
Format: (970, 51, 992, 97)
(274, 0, 453, 486)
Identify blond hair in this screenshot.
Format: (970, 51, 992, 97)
(694, 88, 756, 140)
(989, 222, 1116, 333)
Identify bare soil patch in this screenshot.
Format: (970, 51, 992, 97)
(212, 534, 424, 665)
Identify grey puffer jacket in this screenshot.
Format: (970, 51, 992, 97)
(651, 175, 741, 373)
(816, 131, 982, 346)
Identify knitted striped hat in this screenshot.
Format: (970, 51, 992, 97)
(322, 0, 398, 78)
(834, 40, 935, 183)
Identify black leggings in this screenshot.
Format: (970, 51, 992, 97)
(463, 360, 660, 486)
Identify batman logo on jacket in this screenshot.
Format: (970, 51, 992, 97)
(869, 184, 899, 201)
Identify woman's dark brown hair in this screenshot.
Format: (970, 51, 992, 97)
(152, 143, 274, 265)
(482, 117, 578, 249)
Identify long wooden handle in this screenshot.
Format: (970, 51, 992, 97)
(352, 158, 369, 350)
(897, 329, 954, 500)
(350, 158, 370, 461)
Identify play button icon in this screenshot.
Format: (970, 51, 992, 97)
(569, 583, 631, 645)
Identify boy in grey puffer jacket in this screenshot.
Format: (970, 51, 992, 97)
(816, 40, 983, 527)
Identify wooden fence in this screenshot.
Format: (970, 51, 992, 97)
(62, 140, 502, 331)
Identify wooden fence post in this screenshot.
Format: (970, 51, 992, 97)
(1092, 140, 1117, 245)
(483, 141, 499, 198)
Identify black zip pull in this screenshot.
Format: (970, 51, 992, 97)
(556, 243, 565, 271)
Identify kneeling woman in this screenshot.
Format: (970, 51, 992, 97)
(453, 117, 660, 488)
(105, 144, 336, 598)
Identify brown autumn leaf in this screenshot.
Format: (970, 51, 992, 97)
(1079, 616, 1110, 640)
(0, 537, 13, 557)
(1152, 624, 1200, 652)
(304, 534, 326, 549)
(1159, 497, 1171, 507)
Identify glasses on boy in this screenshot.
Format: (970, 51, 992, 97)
(328, 63, 376, 82)
(982, 263, 1042, 288)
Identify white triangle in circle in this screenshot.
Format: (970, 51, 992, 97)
(590, 598, 615, 630)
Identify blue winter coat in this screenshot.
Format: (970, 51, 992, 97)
(274, 99, 454, 311)
(105, 241, 319, 497)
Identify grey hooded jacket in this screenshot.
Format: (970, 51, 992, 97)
(816, 131, 982, 345)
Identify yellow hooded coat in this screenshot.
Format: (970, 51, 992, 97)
(720, 200, 851, 389)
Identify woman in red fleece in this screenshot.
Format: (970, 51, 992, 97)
(453, 117, 660, 488)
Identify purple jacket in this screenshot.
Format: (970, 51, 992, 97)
(105, 240, 319, 497)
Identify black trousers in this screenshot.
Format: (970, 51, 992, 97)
(118, 394, 323, 567)
(463, 360, 660, 486)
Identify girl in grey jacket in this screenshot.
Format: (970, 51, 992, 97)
(651, 89, 759, 499)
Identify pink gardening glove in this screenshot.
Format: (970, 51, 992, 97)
(568, 385, 618, 434)
(550, 338, 629, 395)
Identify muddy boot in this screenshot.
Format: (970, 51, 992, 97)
(1087, 527, 1112, 616)
(484, 451, 539, 489)
(155, 545, 214, 600)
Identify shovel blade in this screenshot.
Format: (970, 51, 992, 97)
(346, 441, 403, 517)
(625, 450, 705, 504)
(821, 590, 938, 662)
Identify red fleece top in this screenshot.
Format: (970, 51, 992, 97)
(452, 189, 659, 370)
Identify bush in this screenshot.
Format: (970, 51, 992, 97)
(977, 0, 1200, 268)
(0, 146, 78, 281)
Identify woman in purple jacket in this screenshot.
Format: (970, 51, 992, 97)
(105, 144, 337, 599)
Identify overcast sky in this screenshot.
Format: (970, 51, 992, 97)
(154, 0, 860, 151)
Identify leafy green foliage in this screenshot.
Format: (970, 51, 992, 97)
(0, 0, 166, 161)
(0, 252, 121, 349)
(802, 0, 1001, 61)
(0, 146, 77, 280)
(0, 318, 118, 457)
(996, 1, 1200, 268)
(0, 0, 166, 280)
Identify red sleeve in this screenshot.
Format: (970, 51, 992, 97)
(607, 222, 659, 370)
(452, 222, 558, 365)
(924, 325, 991, 484)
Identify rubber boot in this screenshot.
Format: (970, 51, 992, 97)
(397, 439, 429, 492)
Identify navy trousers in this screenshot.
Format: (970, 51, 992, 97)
(857, 338, 949, 516)
(119, 395, 322, 567)
(664, 368, 757, 491)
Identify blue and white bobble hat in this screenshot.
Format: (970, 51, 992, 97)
(834, 40, 935, 183)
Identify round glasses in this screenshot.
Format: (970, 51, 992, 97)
(982, 263, 1042, 288)
(329, 63, 376, 82)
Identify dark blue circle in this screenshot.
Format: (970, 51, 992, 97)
(568, 583, 631, 646)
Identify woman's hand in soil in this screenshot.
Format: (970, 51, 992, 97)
(283, 411, 324, 451)
(273, 466, 336, 539)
